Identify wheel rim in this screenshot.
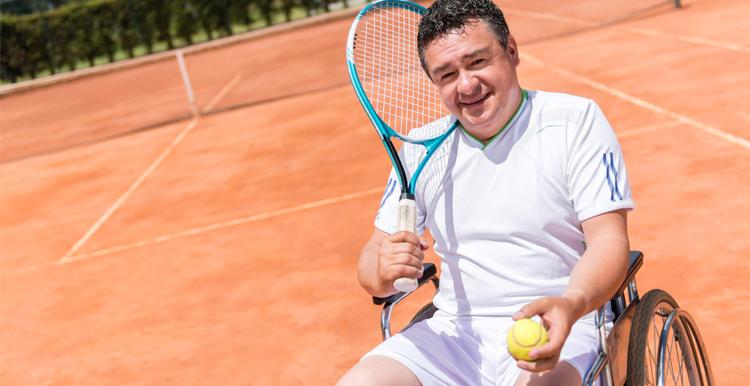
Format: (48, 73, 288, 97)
(644, 301, 701, 385)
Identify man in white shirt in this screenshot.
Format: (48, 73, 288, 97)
(338, 0, 634, 385)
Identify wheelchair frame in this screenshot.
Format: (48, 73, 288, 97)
(372, 251, 714, 386)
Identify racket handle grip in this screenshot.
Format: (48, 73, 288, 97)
(394, 197, 419, 293)
(397, 197, 417, 234)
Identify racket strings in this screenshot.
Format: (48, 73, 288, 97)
(353, 4, 449, 140)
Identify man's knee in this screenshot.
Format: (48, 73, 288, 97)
(337, 356, 421, 386)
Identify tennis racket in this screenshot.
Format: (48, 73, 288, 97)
(346, 0, 459, 293)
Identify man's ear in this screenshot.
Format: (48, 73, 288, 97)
(506, 35, 520, 66)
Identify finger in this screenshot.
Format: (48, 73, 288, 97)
(388, 242, 424, 259)
(387, 231, 422, 246)
(384, 254, 424, 275)
(419, 238, 430, 250)
(513, 298, 551, 320)
(538, 319, 570, 354)
(516, 356, 559, 373)
(388, 262, 423, 280)
(384, 252, 423, 268)
(380, 243, 424, 269)
(528, 339, 563, 360)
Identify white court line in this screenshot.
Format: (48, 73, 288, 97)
(203, 73, 244, 113)
(623, 26, 748, 53)
(618, 121, 682, 138)
(521, 53, 750, 150)
(58, 70, 246, 263)
(5, 187, 382, 276)
(505, 7, 749, 53)
(56, 187, 383, 265)
(58, 118, 201, 262)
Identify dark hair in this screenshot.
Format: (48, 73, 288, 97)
(417, 0, 511, 73)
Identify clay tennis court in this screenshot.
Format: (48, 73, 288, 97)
(1, 0, 748, 384)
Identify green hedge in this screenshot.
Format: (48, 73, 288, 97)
(0, 0, 352, 83)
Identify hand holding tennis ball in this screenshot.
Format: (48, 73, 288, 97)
(507, 318, 549, 361)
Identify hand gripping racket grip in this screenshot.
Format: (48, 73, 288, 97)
(393, 197, 420, 293)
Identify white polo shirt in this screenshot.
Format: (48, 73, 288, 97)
(375, 90, 635, 317)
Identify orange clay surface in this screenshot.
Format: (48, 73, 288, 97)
(1, 0, 748, 384)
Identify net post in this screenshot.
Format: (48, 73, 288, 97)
(175, 49, 199, 117)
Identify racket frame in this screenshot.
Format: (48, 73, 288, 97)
(346, 0, 458, 292)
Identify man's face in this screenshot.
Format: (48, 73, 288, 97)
(423, 20, 521, 140)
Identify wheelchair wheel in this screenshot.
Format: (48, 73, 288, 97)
(626, 289, 711, 386)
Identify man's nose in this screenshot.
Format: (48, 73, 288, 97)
(457, 71, 479, 96)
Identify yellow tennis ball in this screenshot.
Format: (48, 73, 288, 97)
(507, 318, 549, 361)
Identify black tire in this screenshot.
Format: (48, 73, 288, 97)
(626, 289, 704, 386)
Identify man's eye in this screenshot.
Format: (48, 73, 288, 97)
(471, 59, 485, 66)
(441, 72, 455, 81)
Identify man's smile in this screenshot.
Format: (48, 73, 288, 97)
(460, 91, 492, 107)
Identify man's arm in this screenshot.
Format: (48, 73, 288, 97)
(513, 209, 630, 372)
(358, 229, 427, 298)
(563, 209, 630, 320)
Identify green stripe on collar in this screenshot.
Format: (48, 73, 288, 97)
(461, 88, 528, 149)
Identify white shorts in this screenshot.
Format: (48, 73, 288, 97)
(363, 310, 604, 386)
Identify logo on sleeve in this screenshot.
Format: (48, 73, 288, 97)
(375, 178, 398, 220)
(602, 152, 623, 201)
(377, 178, 398, 210)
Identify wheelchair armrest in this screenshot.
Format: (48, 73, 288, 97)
(372, 262, 438, 306)
(608, 251, 644, 321)
(615, 250, 643, 295)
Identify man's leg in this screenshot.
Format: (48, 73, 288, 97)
(513, 360, 581, 386)
(337, 355, 422, 386)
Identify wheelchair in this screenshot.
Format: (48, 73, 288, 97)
(372, 251, 714, 386)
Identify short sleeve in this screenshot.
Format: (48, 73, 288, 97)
(566, 101, 635, 221)
(374, 169, 401, 234)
